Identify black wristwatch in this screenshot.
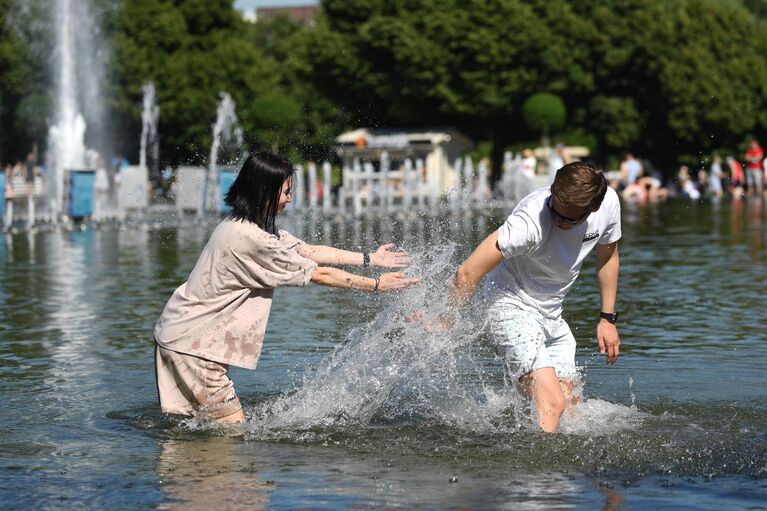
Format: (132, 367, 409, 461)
(599, 311, 619, 324)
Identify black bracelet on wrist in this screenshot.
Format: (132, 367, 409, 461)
(373, 277, 380, 292)
(363, 251, 370, 267)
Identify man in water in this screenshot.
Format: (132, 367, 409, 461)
(448, 162, 621, 432)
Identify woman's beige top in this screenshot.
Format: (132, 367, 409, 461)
(154, 219, 317, 369)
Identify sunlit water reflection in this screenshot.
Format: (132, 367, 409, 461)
(1, 198, 766, 509)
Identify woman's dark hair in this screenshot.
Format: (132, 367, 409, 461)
(225, 152, 293, 234)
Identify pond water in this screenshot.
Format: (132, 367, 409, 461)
(1, 198, 766, 509)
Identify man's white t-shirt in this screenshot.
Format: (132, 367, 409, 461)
(483, 186, 621, 318)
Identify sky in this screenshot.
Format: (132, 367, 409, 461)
(234, 0, 319, 10)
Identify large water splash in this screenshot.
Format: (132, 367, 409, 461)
(246, 242, 527, 438)
(237, 231, 646, 441)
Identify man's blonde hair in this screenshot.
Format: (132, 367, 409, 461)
(551, 162, 608, 210)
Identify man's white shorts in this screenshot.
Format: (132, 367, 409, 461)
(487, 300, 578, 381)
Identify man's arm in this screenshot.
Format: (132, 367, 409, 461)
(595, 241, 620, 364)
(451, 230, 504, 307)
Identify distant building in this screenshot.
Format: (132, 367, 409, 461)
(250, 5, 320, 27)
(335, 127, 473, 195)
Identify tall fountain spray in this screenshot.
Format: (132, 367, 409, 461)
(380, 151, 390, 211)
(477, 158, 489, 205)
(352, 158, 362, 217)
(293, 164, 304, 211)
(462, 155, 474, 206)
(402, 159, 413, 211)
(46, 0, 90, 219)
(322, 162, 332, 214)
(200, 92, 243, 217)
(416, 158, 426, 210)
(139, 82, 159, 188)
(450, 157, 463, 212)
(308, 162, 318, 209)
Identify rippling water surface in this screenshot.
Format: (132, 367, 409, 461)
(1, 198, 766, 509)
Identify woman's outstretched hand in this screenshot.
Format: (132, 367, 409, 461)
(371, 243, 412, 269)
(377, 272, 420, 291)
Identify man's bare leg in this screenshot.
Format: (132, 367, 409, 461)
(521, 367, 567, 432)
(559, 378, 581, 407)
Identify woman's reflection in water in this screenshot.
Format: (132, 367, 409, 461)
(157, 437, 272, 510)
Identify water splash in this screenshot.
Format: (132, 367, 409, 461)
(139, 82, 159, 186)
(199, 92, 244, 217)
(241, 239, 641, 441)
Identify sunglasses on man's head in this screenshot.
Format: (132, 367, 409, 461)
(546, 196, 589, 225)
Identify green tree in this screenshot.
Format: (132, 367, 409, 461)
(570, 0, 767, 165)
(304, 0, 767, 173)
(522, 93, 566, 147)
(0, 0, 48, 164)
(304, 0, 598, 182)
(247, 15, 350, 162)
(586, 96, 642, 153)
(108, 0, 281, 167)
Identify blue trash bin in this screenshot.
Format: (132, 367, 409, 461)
(68, 169, 96, 219)
(218, 169, 238, 214)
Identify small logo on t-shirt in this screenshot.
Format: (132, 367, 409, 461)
(583, 232, 600, 242)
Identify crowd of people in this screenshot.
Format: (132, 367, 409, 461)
(612, 139, 767, 203)
(3, 153, 44, 199)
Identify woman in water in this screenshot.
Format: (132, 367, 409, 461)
(154, 152, 419, 423)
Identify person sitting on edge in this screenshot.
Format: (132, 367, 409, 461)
(446, 162, 621, 433)
(154, 152, 420, 423)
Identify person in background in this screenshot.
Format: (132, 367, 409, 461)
(697, 167, 709, 196)
(521, 149, 537, 179)
(3, 164, 14, 201)
(709, 155, 724, 199)
(638, 159, 668, 201)
(762, 150, 767, 190)
(619, 153, 643, 186)
(547, 144, 571, 184)
(620, 153, 645, 201)
(727, 156, 745, 198)
(678, 165, 701, 200)
(154, 152, 420, 423)
(744, 139, 764, 197)
(24, 152, 36, 190)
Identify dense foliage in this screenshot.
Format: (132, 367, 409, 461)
(108, 0, 281, 165)
(306, 0, 767, 175)
(0, 0, 49, 164)
(1, 0, 767, 175)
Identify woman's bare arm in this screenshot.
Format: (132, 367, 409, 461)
(310, 267, 419, 292)
(298, 243, 411, 269)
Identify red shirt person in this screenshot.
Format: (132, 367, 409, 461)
(744, 140, 765, 195)
(727, 156, 745, 192)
